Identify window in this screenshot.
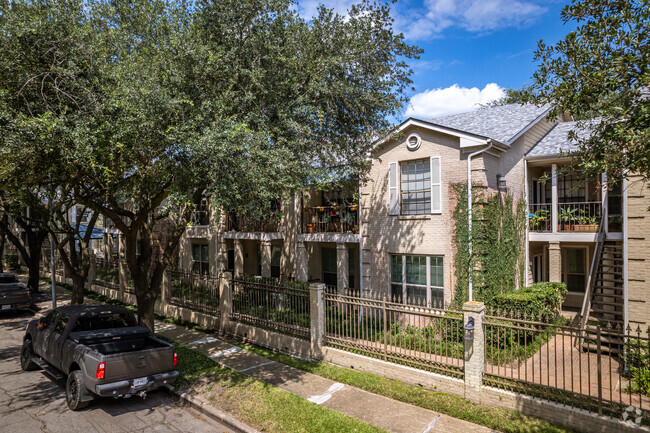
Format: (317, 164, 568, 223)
(557, 173, 586, 203)
(227, 249, 234, 272)
(400, 159, 431, 215)
(388, 157, 441, 216)
(322, 248, 337, 287)
(271, 246, 281, 278)
(192, 243, 209, 275)
(54, 314, 69, 335)
(390, 254, 444, 307)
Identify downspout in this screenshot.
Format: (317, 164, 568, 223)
(467, 140, 493, 302)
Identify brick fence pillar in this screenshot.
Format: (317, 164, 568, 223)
(310, 282, 325, 359)
(86, 258, 96, 290)
(161, 268, 170, 304)
(219, 271, 233, 335)
(463, 301, 485, 403)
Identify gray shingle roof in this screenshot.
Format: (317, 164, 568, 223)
(527, 120, 594, 158)
(429, 103, 551, 144)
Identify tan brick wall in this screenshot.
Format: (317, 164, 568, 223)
(626, 175, 650, 325)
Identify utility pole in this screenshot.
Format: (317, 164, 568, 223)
(49, 174, 56, 309)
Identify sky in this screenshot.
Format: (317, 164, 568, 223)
(296, 0, 572, 121)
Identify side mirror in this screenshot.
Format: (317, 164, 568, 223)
(38, 317, 46, 330)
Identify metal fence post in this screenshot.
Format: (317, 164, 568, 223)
(383, 295, 387, 361)
(219, 271, 233, 335)
(463, 301, 485, 404)
(310, 283, 325, 359)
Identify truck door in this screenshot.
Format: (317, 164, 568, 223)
(37, 310, 59, 361)
(45, 313, 69, 371)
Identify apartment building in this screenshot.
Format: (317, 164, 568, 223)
(173, 103, 649, 327)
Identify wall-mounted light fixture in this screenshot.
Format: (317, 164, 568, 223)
(497, 174, 507, 190)
(464, 316, 475, 341)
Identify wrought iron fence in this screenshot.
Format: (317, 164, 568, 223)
(168, 270, 220, 316)
(483, 312, 650, 426)
(231, 278, 310, 339)
(324, 291, 464, 379)
(93, 258, 119, 290)
(226, 213, 279, 233)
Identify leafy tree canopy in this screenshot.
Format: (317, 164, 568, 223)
(523, 0, 650, 180)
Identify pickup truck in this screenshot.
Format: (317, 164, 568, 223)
(0, 273, 31, 312)
(21, 304, 178, 410)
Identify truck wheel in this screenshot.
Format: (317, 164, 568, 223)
(66, 370, 91, 411)
(20, 339, 38, 371)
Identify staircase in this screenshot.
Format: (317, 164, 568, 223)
(581, 241, 625, 354)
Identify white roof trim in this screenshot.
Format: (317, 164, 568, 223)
(373, 118, 491, 151)
(506, 105, 554, 145)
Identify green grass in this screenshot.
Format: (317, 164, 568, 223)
(230, 341, 574, 433)
(160, 336, 386, 433)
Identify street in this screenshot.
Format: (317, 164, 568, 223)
(0, 308, 236, 433)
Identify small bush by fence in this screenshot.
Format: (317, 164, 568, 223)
(169, 270, 220, 316)
(231, 276, 310, 339)
(488, 282, 567, 320)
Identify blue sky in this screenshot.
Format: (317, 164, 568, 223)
(296, 0, 573, 120)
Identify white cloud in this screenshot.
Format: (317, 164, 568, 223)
(396, 0, 547, 40)
(405, 83, 505, 118)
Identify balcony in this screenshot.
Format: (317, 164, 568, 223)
(302, 205, 358, 234)
(226, 213, 279, 233)
(530, 201, 602, 233)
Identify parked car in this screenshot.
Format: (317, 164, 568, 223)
(0, 273, 31, 312)
(21, 304, 178, 410)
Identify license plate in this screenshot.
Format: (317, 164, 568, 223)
(1, 305, 10, 310)
(133, 377, 148, 387)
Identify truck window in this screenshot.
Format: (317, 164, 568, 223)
(71, 312, 138, 332)
(54, 314, 69, 335)
(0, 275, 18, 283)
(44, 310, 59, 328)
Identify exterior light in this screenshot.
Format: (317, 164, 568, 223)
(497, 174, 507, 190)
(464, 317, 475, 341)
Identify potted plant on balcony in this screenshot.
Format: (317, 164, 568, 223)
(575, 211, 598, 232)
(530, 209, 550, 231)
(305, 224, 315, 233)
(558, 207, 577, 231)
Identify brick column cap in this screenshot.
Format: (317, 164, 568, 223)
(463, 301, 485, 313)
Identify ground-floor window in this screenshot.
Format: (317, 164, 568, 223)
(390, 254, 444, 307)
(192, 243, 209, 275)
(322, 248, 356, 289)
(271, 246, 281, 278)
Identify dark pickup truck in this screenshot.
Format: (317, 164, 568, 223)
(0, 273, 31, 312)
(21, 304, 178, 410)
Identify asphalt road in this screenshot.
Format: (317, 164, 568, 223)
(0, 308, 236, 433)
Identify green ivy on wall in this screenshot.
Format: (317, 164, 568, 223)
(451, 183, 526, 306)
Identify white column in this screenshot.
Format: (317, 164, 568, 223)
(261, 240, 272, 277)
(551, 164, 558, 233)
(336, 243, 348, 294)
(296, 241, 308, 281)
(234, 239, 243, 278)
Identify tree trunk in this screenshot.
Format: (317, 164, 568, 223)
(26, 230, 46, 293)
(71, 274, 86, 304)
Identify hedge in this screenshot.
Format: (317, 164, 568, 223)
(489, 282, 567, 319)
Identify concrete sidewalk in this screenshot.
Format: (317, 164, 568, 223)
(155, 322, 496, 433)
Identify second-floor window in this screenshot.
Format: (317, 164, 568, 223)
(388, 156, 441, 216)
(192, 243, 209, 275)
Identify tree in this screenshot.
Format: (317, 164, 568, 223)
(1, 0, 419, 330)
(524, 0, 650, 180)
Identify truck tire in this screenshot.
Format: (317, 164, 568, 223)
(66, 370, 91, 411)
(20, 339, 38, 371)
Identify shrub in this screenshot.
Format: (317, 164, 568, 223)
(4, 253, 19, 270)
(489, 282, 567, 320)
(626, 339, 650, 396)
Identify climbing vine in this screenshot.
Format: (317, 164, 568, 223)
(451, 182, 526, 306)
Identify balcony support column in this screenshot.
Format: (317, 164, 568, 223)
(551, 164, 558, 233)
(336, 242, 348, 294)
(296, 241, 308, 281)
(234, 239, 244, 278)
(261, 239, 272, 278)
(548, 241, 562, 283)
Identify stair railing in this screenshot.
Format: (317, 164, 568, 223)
(579, 214, 607, 336)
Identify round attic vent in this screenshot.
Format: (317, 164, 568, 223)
(406, 133, 421, 151)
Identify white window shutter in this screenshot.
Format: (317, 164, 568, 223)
(431, 156, 441, 213)
(388, 162, 399, 215)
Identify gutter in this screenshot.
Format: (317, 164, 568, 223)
(467, 140, 493, 302)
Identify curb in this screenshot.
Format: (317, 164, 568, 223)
(174, 388, 261, 433)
